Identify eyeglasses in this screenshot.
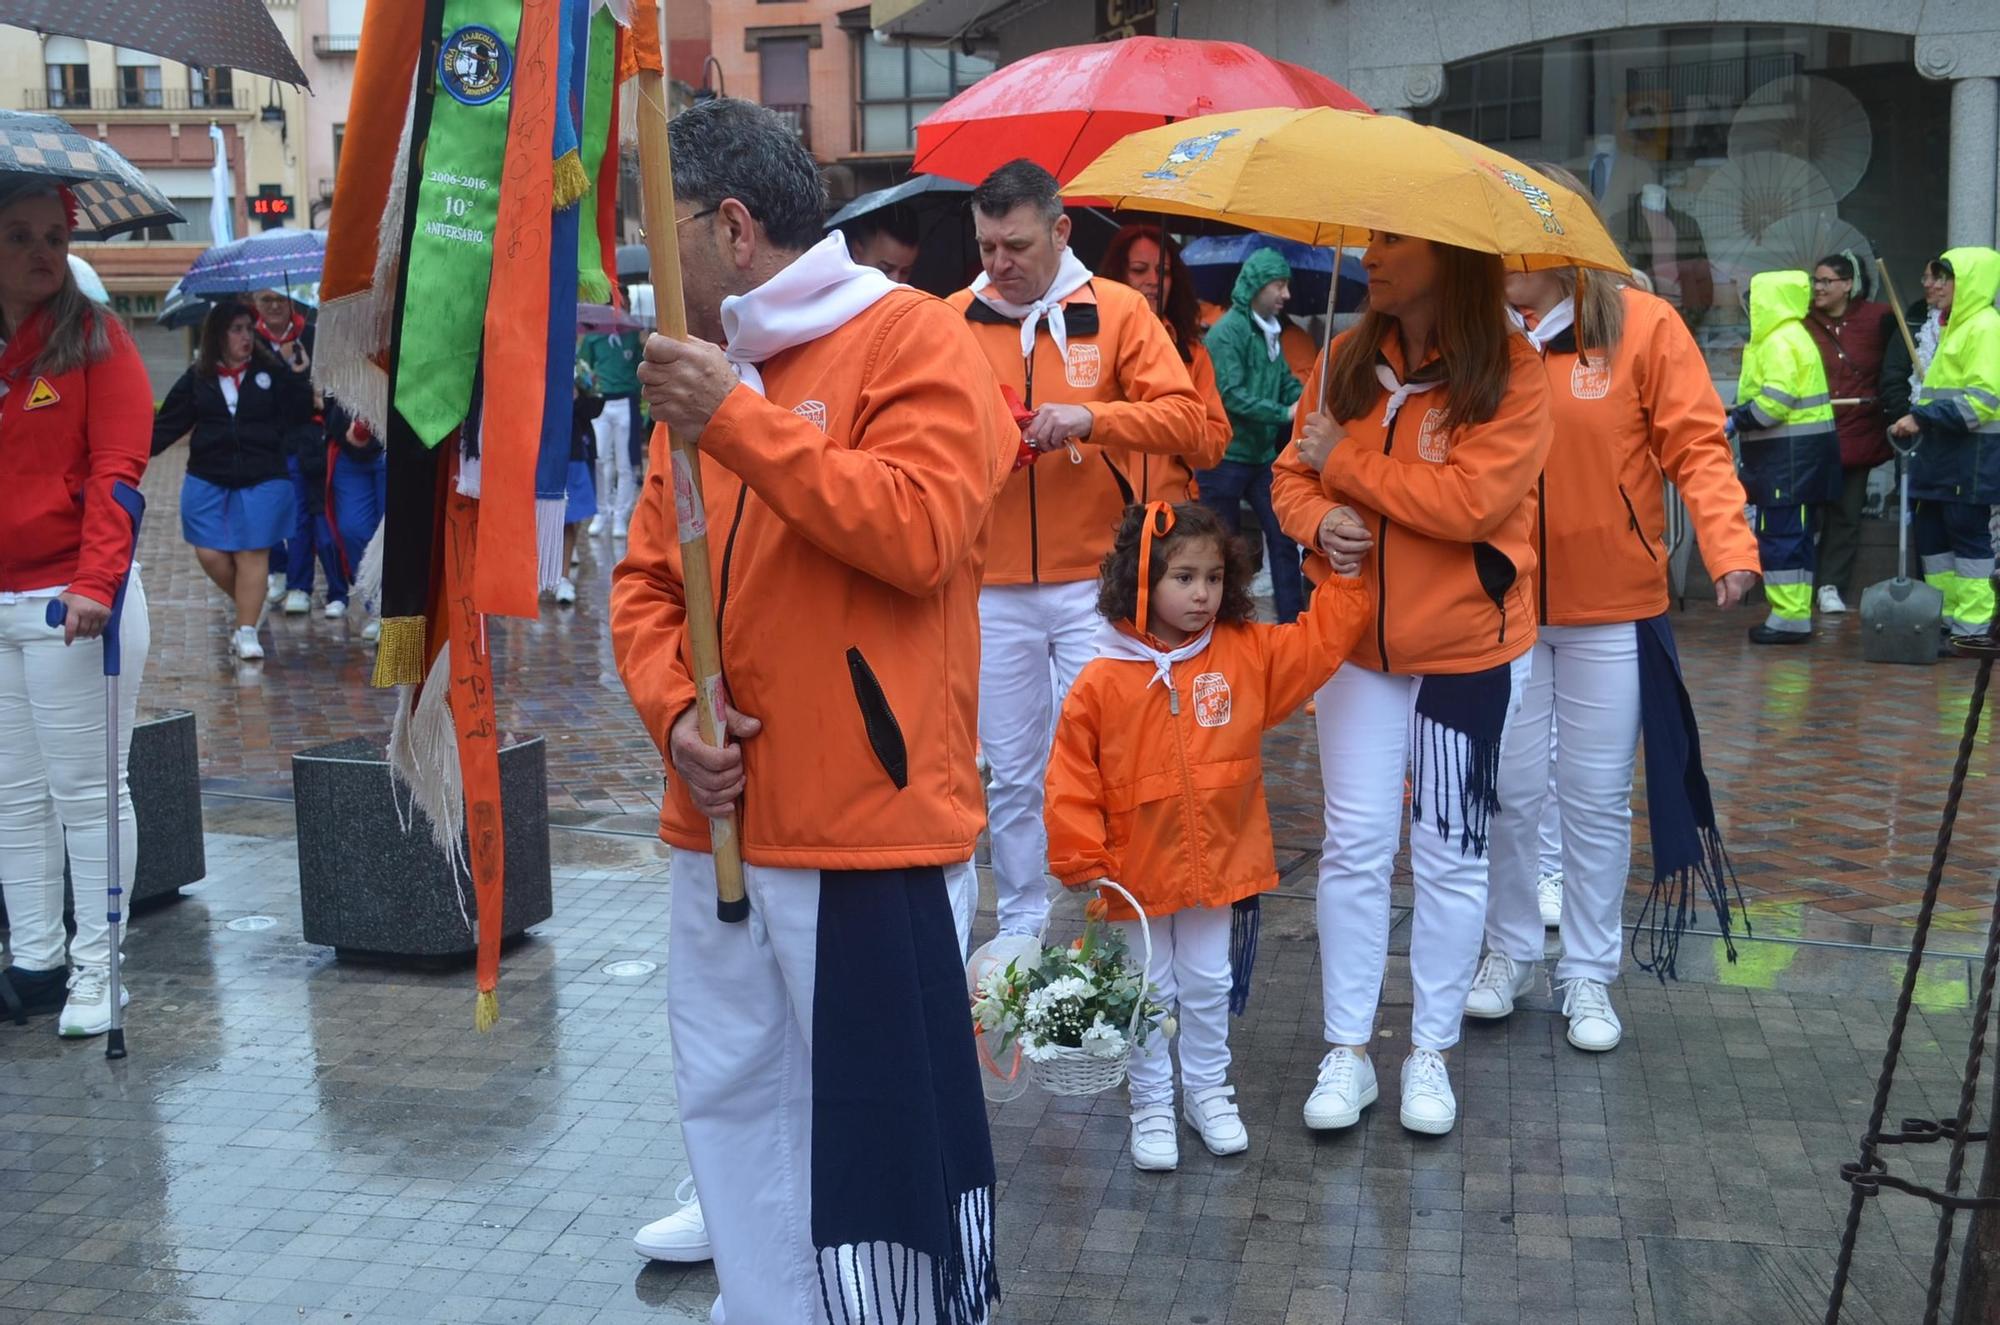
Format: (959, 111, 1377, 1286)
(676, 206, 718, 227)
(1810, 277, 1849, 287)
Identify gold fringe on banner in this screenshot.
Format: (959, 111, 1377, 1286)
(475, 988, 499, 1032)
(371, 616, 428, 687)
(552, 151, 591, 211)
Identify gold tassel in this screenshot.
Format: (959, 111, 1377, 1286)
(475, 988, 499, 1032)
(552, 151, 591, 211)
(371, 616, 428, 688)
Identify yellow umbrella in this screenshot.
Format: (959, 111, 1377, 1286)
(1066, 106, 1631, 274)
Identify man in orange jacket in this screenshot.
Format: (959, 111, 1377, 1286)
(610, 99, 1009, 1325)
(948, 158, 1208, 938)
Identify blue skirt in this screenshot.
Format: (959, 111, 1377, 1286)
(564, 459, 597, 525)
(181, 475, 296, 552)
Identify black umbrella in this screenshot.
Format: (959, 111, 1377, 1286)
(824, 176, 971, 231)
(616, 243, 649, 282)
(0, 0, 309, 87)
(0, 111, 181, 239)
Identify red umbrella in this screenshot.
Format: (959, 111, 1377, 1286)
(913, 37, 1368, 187)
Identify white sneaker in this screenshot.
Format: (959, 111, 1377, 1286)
(265, 573, 286, 604)
(587, 514, 606, 537)
(1302, 1047, 1377, 1131)
(1559, 978, 1624, 1052)
(1537, 871, 1563, 927)
(1400, 1049, 1457, 1135)
(324, 599, 348, 620)
(612, 520, 629, 541)
(361, 619, 381, 643)
(1129, 1105, 1179, 1171)
(283, 589, 310, 615)
(58, 963, 128, 1038)
(1181, 1084, 1249, 1156)
(554, 577, 577, 605)
(633, 1177, 712, 1262)
(233, 626, 264, 661)
(1818, 585, 1848, 615)
(1464, 952, 1538, 1020)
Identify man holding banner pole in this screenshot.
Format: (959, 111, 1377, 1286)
(610, 98, 1011, 1325)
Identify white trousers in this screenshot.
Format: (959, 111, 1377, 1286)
(593, 397, 636, 529)
(1118, 905, 1232, 1111)
(1538, 748, 1562, 878)
(1485, 624, 1641, 987)
(668, 851, 982, 1325)
(0, 576, 150, 971)
(946, 858, 976, 960)
(977, 581, 1101, 937)
(1314, 657, 1527, 1052)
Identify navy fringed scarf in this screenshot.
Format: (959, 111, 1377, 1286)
(1631, 614, 1749, 979)
(1228, 896, 1260, 1016)
(1412, 663, 1514, 857)
(810, 867, 999, 1325)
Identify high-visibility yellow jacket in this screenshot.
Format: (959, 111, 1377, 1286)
(1734, 271, 1841, 506)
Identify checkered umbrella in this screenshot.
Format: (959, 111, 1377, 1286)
(0, 111, 181, 239)
(0, 0, 308, 88)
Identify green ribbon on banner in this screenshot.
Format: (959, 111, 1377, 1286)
(575, 6, 616, 305)
(393, 0, 520, 448)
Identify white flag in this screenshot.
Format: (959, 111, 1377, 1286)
(208, 123, 235, 244)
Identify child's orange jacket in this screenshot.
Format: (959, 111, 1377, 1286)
(1044, 575, 1372, 920)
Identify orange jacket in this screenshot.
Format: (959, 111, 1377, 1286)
(1529, 288, 1760, 626)
(1045, 576, 1372, 920)
(1136, 339, 1232, 503)
(947, 277, 1208, 584)
(1272, 332, 1552, 675)
(610, 288, 1013, 869)
(1280, 321, 1319, 389)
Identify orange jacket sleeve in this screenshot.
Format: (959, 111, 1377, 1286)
(1083, 304, 1209, 457)
(1187, 343, 1233, 468)
(1044, 668, 1116, 888)
(1637, 309, 1762, 579)
(70, 325, 154, 607)
(1250, 574, 1372, 722)
(609, 429, 697, 754)
(698, 299, 1012, 599)
(1319, 344, 1552, 543)
(1271, 347, 1337, 552)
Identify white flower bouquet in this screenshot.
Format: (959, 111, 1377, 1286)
(970, 882, 1170, 1097)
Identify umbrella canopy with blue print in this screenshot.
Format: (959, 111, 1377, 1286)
(1180, 233, 1368, 314)
(178, 228, 326, 299)
(0, 0, 308, 87)
(0, 111, 181, 239)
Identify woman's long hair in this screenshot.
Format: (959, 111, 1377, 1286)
(195, 300, 277, 379)
(1324, 239, 1512, 429)
(1525, 162, 1626, 364)
(19, 268, 115, 378)
(1098, 223, 1202, 364)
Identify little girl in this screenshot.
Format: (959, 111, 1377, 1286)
(1045, 500, 1371, 1171)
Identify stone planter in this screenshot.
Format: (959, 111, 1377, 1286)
(291, 735, 553, 962)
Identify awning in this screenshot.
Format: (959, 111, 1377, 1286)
(869, 0, 1051, 43)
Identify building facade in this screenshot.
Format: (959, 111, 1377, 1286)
(874, 0, 1997, 378)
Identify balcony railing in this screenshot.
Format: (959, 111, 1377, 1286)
(313, 34, 361, 57)
(25, 86, 239, 112)
(764, 102, 812, 150)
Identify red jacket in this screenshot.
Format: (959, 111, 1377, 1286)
(0, 311, 151, 606)
(1803, 300, 1895, 468)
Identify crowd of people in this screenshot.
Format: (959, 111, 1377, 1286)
(4, 93, 2000, 1324)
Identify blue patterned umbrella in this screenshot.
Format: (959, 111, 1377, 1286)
(0, 0, 308, 87)
(0, 110, 181, 239)
(1181, 233, 1368, 314)
(178, 228, 326, 298)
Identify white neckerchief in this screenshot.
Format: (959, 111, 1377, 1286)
(971, 247, 1093, 361)
(1374, 362, 1443, 428)
(719, 232, 898, 397)
(1094, 621, 1215, 696)
(1250, 310, 1283, 360)
(1509, 296, 1576, 353)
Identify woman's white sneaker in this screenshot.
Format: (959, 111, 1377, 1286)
(1303, 1047, 1376, 1131)
(1181, 1085, 1249, 1155)
(265, 573, 286, 604)
(1537, 871, 1564, 927)
(1399, 1049, 1457, 1135)
(633, 1177, 712, 1261)
(1130, 1105, 1180, 1171)
(232, 626, 264, 661)
(58, 964, 128, 1038)
(1464, 952, 1538, 1019)
(1559, 978, 1623, 1052)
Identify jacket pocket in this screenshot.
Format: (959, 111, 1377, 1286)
(845, 647, 908, 790)
(1616, 484, 1659, 562)
(1471, 542, 1517, 644)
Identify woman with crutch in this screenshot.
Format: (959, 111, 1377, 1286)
(0, 183, 153, 1037)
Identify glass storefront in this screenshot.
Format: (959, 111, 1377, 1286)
(1419, 25, 1949, 378)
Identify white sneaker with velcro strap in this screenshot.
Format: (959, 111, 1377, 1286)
(1181, 1084, 1249, 1155)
